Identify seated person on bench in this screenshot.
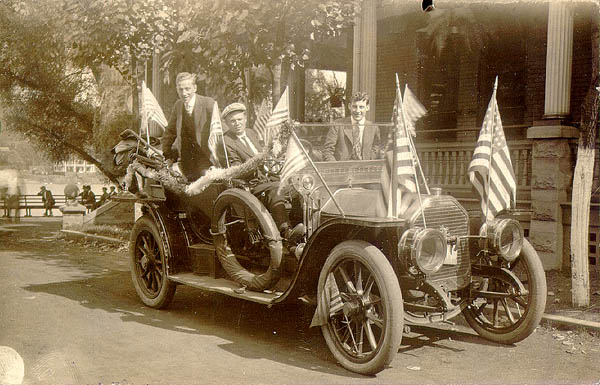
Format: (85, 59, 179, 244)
(221, 102, 305, 244)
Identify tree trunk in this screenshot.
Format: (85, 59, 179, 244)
(571, 13, 600, 307)
(571, 145, 594, 307)
(272, 61, 282, 105)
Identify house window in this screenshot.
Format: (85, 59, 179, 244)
(416, 34, 459, 133)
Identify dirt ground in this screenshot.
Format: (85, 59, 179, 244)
(544, 269, 600, 323)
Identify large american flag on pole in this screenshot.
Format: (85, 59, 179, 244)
(467, 79, 516, 220)
(141, 81, 168, 129)
(402, 85, 427, 137)
(279, 131, 310, 190)
(392, 85, 417, 193)
(261, 87, 289, 145)
(252, 99, 272, 143)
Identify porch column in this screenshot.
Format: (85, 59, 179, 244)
(352, 0, 377, 120)
(527, 2, 577, 270)
(544, 2, 574, 119)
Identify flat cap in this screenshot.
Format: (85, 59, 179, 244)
(221, 102, 246, 120)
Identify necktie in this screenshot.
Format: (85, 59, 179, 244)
(242, 136, 257, 155)
(352, 124, 362, 160)
(185, 102, 193, 115)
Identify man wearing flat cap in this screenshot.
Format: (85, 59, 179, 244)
(222, 102, 305, 245)
(161, 72, 216, 182)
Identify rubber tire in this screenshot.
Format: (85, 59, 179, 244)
(463, 239, 547, 344)
(211, 188, 283, 292)
(129, 215, 176, 309)
(319, 240, 403, 375)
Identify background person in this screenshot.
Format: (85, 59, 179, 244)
(37, 186, 55, 216)
(322, 92, 382, 161)
(161, 72, 216, 182)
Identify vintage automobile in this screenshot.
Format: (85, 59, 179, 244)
(116, 127, 547, 375)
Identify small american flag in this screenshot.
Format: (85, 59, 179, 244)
(324, 273, 344, 318)
(468, 79, 516, 220)
(393, 85, 417, 193)
(208, 101, 225, 167)
(252, 99, 272, 143)
(279, 132, 309, 188)
(402, 85, 427, 137)
(141, 81, 168, 129)
(262, 87, 289, 145)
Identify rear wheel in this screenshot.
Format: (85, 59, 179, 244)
(319, 240, 403, 375)
(129, 215, 176, 308)
(463, 239, 546, 344)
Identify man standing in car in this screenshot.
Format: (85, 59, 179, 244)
(161, 72, 216, 182)
(322, 92, 382, 161)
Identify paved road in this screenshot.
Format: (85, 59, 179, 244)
(1, 223, 599, 385)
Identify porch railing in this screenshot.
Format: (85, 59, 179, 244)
(414, 140, 533, 203)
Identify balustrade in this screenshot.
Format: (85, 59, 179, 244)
(414, 140, 532, 198)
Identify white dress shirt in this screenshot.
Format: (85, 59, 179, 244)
(185, 94, 196, 114)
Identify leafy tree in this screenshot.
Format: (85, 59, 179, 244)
(0, 0, 109, 176)
(0, 0, 180, 182)
(169, 0, 359, 108)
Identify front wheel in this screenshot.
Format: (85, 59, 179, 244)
(463, 239, 546, 344)
(318, 240, 403, 375)
(129, 215, 176, 308)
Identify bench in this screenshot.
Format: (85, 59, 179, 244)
(1, 195, 67, 217)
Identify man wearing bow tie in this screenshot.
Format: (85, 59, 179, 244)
(221, 102, 305, 245)
(161, 72, 216, 182)
(322, 92, 382, 162)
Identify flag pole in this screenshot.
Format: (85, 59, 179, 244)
(484, 76, 499, 224)
(290, 127, 345, 217)
(396, 74, 426, 227)
(391, 80, 399, 218)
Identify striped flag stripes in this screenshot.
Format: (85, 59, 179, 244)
(392, 85, 417, 193)
(402, 85, 427, 137)
(262, 87, 289, 145)
(467, 82, 516, 220)
(141, 81, 168, 129)
(279, 132, 310, 188)
(208, 101, 225, 167)
(252, 99, 272, 143)
(324, 272, 344, 317)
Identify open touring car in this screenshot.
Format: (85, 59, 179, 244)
(114, 125, 547, 375)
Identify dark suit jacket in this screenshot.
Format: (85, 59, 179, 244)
(322, 117, 381, 161)
(161, 94, 216, 175)
(224, 129, 263, 181)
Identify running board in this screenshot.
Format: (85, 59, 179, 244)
(168, 272, 282, 305)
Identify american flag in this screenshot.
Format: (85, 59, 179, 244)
(392, 85, 417, 193)
(141, 81, 168, 129)
(402, 85, 427, 137)
(324, 273, 344, 318)
(467, 80, 516, 220)
(262, 87, 289, 145)
(252, 99, 272, 143)
(279, 131, 309, 188)
(208, 101, 226, 167)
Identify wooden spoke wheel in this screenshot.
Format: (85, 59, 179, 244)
(319, 240, 403, 375)
(129, 215, 176, 308)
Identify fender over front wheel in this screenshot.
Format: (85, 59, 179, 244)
(318, 240, 403, 375)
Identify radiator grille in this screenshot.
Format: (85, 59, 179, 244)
(413, 196, 470, 289)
